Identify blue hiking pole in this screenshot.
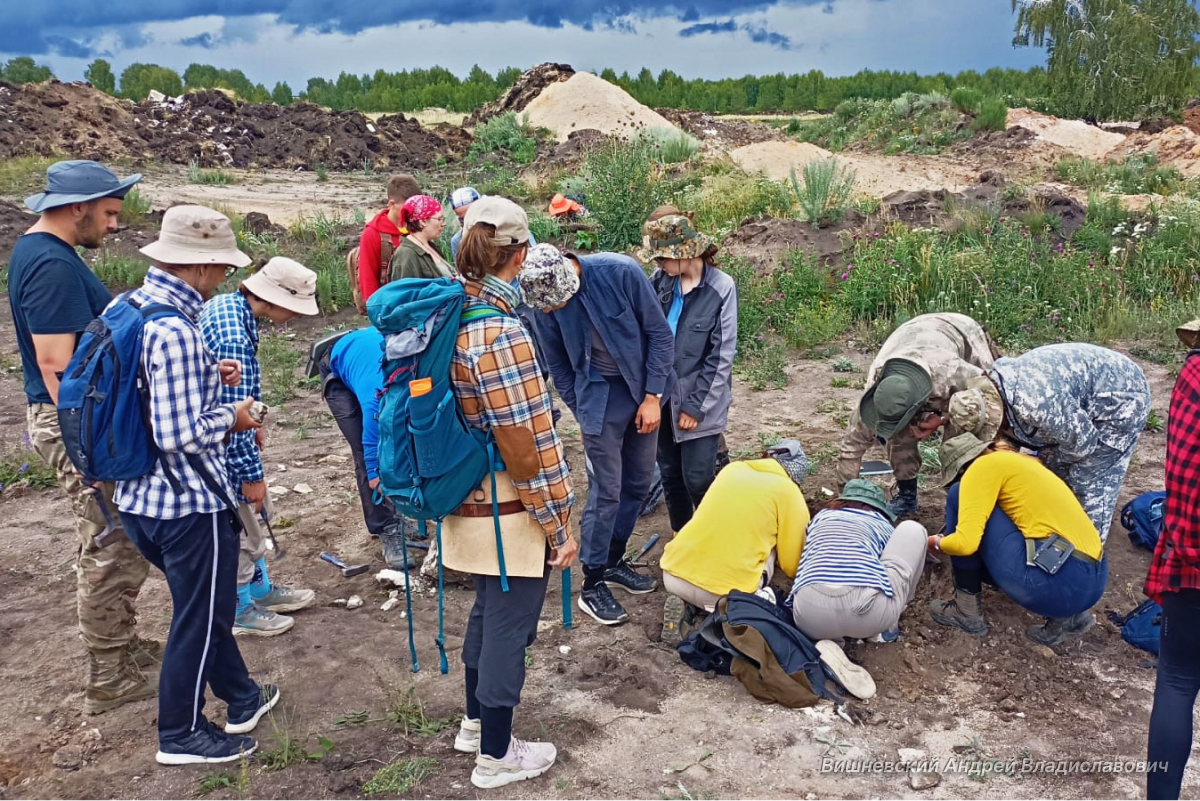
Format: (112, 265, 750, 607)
(562, 568, 573, 629)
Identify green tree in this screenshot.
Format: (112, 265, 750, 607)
(1012, 0, 1200, 120)
(2, 56, 53, 84)
(271, 81, 293, 105)
(84, 59, 116, 94)
(119, 63, 184, 101)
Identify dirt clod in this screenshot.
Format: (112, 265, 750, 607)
(908, 769, 942, 790)
(51, 744, 83, 771)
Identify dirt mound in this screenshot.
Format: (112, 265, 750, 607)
(135, 90, 452, 170)
(1112, 125, 1200, 177)
(1184, 99, 1200, 135)
(721, 213, 864, 270)
(0, 199, 36, 264)
(523, 72, 680, 144)
(0, 80, 144, 162)
(1006, 107, 1127, 160)
(657, 109, 784, 150)
(539, 128, 610, 169)
(466, 62, 575, 127)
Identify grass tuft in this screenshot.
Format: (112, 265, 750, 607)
(363, 757, 438, 797)
(188, 159, 235, 186)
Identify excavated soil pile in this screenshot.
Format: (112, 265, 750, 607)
(1006, 107, 1127, 160)
(465, 62, 575, 127)
(522, 72, 680, 144)
(0, 200, 36, 264)
(656, 109, 783, 150)
(540, 129, 610, 169)
(135, 90, 452, 170)
(0, 80, 144, 162)
(1113, 125, 1200, 178)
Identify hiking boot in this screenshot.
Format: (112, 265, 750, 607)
(886, 480, 919, 518)
(471, 737, 557, 789)
(253, 584, 316, 614)
(225, 684, 281, 734)
(158, 720, 256, 766)
(126, 635, 165, 669)
(603, 560, 656, 594)
(380, 523, 411, 570)
(1026, 611, 1095, 647)
(929, 588, 989, 637)
(578, 583, 629, 626)
(454, 716, 481, 754)
(816, 640, 877, 700)
(85, 648, 158, 715)
(233, 604, 294, 637)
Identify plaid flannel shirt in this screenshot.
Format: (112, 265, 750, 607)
(199, 291, 263, 498)
(450, 281, 574, 548)
(1145, 352, 1200, 602)
(114, 268, 237, 520)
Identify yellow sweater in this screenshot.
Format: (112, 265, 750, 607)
(661, 459, 810, 596)
(941, 450, 1102, 560)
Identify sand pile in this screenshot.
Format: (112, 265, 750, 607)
(1112, 125, 1200, 177)
(1006, 108, 1127, 160)
(522, 72, 680, 144)
(466, 63, 574, 127)
(729, 141, 833, 177)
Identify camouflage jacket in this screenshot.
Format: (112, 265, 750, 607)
(869, 313, 996, 412)
(990, 343, 1150, 463)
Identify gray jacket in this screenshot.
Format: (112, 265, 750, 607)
(650, 264, 738, 442)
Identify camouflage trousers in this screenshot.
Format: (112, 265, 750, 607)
(1052, 440, 1142, 546)
(837, 407, 923, 486)
(235, 503, 268, 586)
(27, 404, 150, 652)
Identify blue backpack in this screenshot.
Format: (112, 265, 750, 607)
(57, 296, 184, 483)
(1121, 491, 1167, 551)
(1109, 599, 1161, 656)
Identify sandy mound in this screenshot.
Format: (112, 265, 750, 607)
(1006, 108, 1127, 160)
(522, 72, 679, 144)
(729, 141, 833, 177)
(466, 63, 574, 127)
(1112, 125, 1200, 177)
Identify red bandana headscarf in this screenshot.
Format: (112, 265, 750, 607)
(400, 195, 442, 230)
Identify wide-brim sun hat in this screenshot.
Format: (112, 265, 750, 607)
(838, 479, 896, 522)
(937, 433, 993, 488)
(25, 160, 142, 214)
(947, 376, 1004, 442)
(139, 205, 252, 268)
(636, 214, 713, 264)
(859, 358, 934, 440)
(1177, 318, 1200, 350)
(243, 257, 320, 316)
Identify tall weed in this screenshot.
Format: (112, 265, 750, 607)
(567, 139, 664, 250)
(636, 127, 701, 164)
(789, 159, 855, 228)
(470, 112, 537, 164)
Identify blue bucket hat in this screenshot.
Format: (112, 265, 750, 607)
(25, 160, 142, 214)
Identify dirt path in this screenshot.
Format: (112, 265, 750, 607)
(0, 299, 1191, 799)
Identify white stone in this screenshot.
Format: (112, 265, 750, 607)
(898, 748, 927, 763)
(346, 595, 363, 609)
(331, 598, 347, 606)
(268, 486, 289, 496)
(381, 598, 400, 612)
(319, 455, 349, 465)
(559, 646, 572, 655)
(293, 483, 314, 494)
(376, 569, 409, 587)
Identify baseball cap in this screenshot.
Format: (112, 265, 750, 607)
(463, 196, 529, 246)
(449, 186, 480, 210)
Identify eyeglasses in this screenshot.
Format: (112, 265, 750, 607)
(225, 265, 239, 279)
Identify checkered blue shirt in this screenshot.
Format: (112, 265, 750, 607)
(199, 291, 263, 497)
(114, 267, 237, 520)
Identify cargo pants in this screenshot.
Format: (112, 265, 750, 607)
(235, 503, 269, 586)
(27, 404, 150, 652)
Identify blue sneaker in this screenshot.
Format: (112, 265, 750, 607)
(157, 721, 256, 765)
(225, 684, 281, 735)
(870, 626, 901, 643)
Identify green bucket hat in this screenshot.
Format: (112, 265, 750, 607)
(636, 214, 713, 263)
(838, 479, 896, 522)
(937, 433, 992, 488)
(859, 358, 934, 440)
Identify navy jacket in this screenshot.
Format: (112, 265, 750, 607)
(535, 253, 675, 436)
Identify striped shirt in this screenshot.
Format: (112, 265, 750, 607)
(115, 267, 237, 519)
(199, 291, 263, 496)
(790, 508, 897, 598)
(450, 280, 574, 548)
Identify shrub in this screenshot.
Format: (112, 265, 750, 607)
(670, 170, 792, 239)
(789, 159, 856, 228)
(1059, 154, 1182, 196)
(470, 112, 537, 164)
(188, 159, 234, 185)
(950, 87, 983, 114)
(972, 97, 1008, 132)
(91, 253, 147, 289)
(567, 138, 664, 251)
(526, 211, 563, 245)
(119, 187, 151, 225)
(635, 127, 700, 164)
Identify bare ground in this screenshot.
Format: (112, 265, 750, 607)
(0, 297, 1191, 800)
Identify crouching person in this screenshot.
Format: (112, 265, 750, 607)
(118, 206, 279, 764)
(200, 257, 319, 636)
(659, 440, 810, 643)
(789, 480, 927, 642)
(928, 434, 1107, 644)
(448, 197, 578, 789)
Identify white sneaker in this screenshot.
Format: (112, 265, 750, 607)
(816, 639, 877, 700)
(471, 737, 556, 789)
(454, 716, 480, 753)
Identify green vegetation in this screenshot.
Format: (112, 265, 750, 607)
(0, 57, 53, 85)
(363, 757, 438, 797)
(566, 139, 664, 250)
(526, 211, 564, 246)
(789, 159, 856, 227)
(973, 97, 1008, 132)
(1056, 154, 1184, 196)
(670, 169, 793, 239)
(118, 62, 184, 101)
(84, 59, 116, 94)
(258, 331, 305, 407)
(315, 163, 330, 183)
(0, 155, 56, 196)
(0, 448, 58, 493)
(797, 92, 1007, 153)
(389, 685, 453, 736)
(188, 159, 235, 186)
(120, 187, 152, 225)
(635, 127, 701, 164)
(470, 112, 538, 164)
(91, 254, 148, 289)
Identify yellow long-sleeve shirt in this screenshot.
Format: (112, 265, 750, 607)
(661, 459, 810, 596)
(941, 449, 1102, 560)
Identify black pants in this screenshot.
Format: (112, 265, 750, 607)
(656, 405, 720, 533)
(120, 509, 260, 744)
(1148, 588, 1200, 799)
(320, 367, 399, 536)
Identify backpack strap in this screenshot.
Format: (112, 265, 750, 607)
(401, 519, 420, 674)
(486, 437, 510, 593)
(379, 233, 395, 285)
(435, 519, 449, 674)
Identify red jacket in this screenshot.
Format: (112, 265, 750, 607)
(1145, 352, 1200, 602)
(358, 209, 402, 303)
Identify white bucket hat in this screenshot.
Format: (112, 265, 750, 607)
(139, 205, 252, 268)
(242, 257, 320, 316)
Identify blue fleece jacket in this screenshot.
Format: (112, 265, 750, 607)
(534, 253, 675, 437)
(328, 327, 386, 481)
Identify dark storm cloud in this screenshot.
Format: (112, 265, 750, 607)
(680, 18, 791, 49)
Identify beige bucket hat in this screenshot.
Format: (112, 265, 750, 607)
(140, 205, 252, 268)
(1177, 319, 1200, 350)
(243, 257, 320, 316)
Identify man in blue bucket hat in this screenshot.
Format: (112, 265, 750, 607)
(9, 160, 156, 716)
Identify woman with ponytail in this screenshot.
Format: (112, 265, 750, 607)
(388, 194, 452, 280)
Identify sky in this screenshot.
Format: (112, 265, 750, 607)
(0, 0, 1045, 87)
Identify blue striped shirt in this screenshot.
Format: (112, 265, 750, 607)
(199, 291, 263, 495)
(790, 508, 897, 598)
(115, 268, 237, 519)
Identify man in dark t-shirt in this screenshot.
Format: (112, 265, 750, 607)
(9, 160, 158, 715)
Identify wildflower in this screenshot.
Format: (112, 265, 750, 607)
(840, 272, 849, 280)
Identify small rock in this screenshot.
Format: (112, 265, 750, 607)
(1110, 688, 1125, 700)
(268, 486, 289, 496)
(52, 745, 83, 771)
(908, 770, 942, 791)
(999, 696, 1019, 712)
(330, 598, 347, 607)
(380, 597, 400, 612)
(1031, 644, 1056, 659)
(81, 728, 102, 743)
(889, 720, 906, 730)
(293, 483, 314, 494)
(34, 716, 42, 722)
(277, 464, 287, 471)
(346, 595, 363, 610)
(820, 487, 835, 497)
(319, 454, 349, 465)
(885, 688, 902, 700)
(375, 569, 409, 587)
(903, 653, 928, 676)
(898, 748, 927, 763)
(536, 620, 553, 634)
(559, 646, 571, 655)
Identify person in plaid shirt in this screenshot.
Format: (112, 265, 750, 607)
(115, 206, 279, 766)
(446, 196, 577, 790)
(1146, 321, 1200, 800)
(200, 257, 320, 637)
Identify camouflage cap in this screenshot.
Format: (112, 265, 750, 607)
(1178, 319, 1200, 350)
(947, 376, 1004, 442)
(636, 214, 713, 263)
(519, 243, 580, 310)
(938, 433, 992, 488)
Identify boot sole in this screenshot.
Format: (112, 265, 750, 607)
(470, 761, 554, 789)
(577, 596, 629, 626)
(234, 617, 295, 637)
(85, 683, 158, 715)
(156, 742, 257, 765)
(661, 594, 685, 645)
(606, 581, 657, 596)
(816, 640, 877, 700)
(257, 596, 317, 614)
